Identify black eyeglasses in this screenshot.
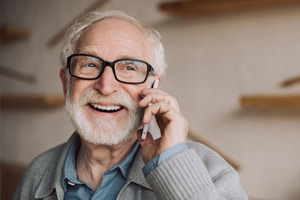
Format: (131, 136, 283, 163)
(67, 54, 154, 84)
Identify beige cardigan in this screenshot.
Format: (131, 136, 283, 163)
(14, 133, 248, 200)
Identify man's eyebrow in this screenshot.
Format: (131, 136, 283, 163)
(77, 48, 140, 60)
(77, 47, 99, 57)
(119, 55, 139, 60)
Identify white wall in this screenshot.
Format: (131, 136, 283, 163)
(1, 0, 300, 199)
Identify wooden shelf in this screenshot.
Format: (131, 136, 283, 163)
(1, 162, 27, 200)
(0, 95, 65, 108)
(47, 0, 110, 47)
(281, 75, 300, 87)
(240, 94, 300, 109)
(0, 66, 36, 83)
(0, 24, 30, 44)
(159, 0, 300, 16)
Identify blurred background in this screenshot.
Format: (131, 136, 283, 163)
(1, 0, 300, 199)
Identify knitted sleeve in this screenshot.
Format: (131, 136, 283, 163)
(145, 148, 248, 200)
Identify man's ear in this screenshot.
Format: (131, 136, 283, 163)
(59, 68, 68, 97)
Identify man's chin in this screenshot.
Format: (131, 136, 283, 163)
(77, 127, 136, 146)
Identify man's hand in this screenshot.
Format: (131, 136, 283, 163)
(137, 88, 188, 164)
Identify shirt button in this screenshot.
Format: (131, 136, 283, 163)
(67, 181, 75, 186)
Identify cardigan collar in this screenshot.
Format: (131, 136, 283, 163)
(34, 132, 151, 199)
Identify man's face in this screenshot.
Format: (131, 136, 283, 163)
(63, 19, 158, 145)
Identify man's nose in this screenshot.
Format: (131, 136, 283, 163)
(94, 66, 119, 95)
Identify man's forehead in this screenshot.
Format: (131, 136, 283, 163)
(75, 20, 152, 62)
(81, 19, 145, 41)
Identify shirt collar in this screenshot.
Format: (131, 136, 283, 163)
(62, 134, 140, 191)
(62, 133, 81, 191)
(118, 140, 139, 178)
(34, 132, 78, 199)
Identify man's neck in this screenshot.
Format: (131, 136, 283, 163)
(76, 135, 137, 191)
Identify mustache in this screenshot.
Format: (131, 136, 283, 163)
(78, 88, 136, 109)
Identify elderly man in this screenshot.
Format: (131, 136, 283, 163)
(14, 11, 248, 200)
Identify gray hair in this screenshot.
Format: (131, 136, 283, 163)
(60, 10, 167, 76)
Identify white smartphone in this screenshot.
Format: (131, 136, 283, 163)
(141, 79, 159, 140)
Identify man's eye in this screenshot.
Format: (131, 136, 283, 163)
(125, 66, 137, 71)
(86, 63, 97, 67)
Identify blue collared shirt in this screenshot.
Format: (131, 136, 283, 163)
(62, 133, 187, 200)
(62, 134, 139, 200)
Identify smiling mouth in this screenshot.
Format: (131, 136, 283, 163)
(89, 103, 123, 113)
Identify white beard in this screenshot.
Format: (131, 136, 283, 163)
(65, 87, 143, 145)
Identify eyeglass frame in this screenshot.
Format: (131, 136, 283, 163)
(66, 53, 155, 84)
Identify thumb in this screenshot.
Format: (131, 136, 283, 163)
(136, 129, 156, 146)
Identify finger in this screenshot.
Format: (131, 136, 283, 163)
(139, 93, 168, 107)
(143, 101, 175, 124)
(140, 93, 181, 113)
(141, 88, 168, 96)
(137, 129, 159, 144)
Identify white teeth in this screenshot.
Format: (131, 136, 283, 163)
(91, 103, 121, 111)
